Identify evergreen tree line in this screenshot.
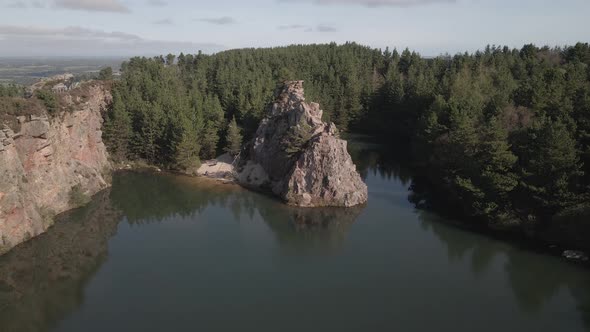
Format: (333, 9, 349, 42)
(102, 42, 590, 226)
(367, 43, 590, 225)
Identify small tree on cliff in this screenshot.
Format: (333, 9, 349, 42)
(224, 117, 242, 157)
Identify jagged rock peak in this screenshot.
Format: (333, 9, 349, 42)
(276, 80, 305, 101)
(237, 80, 368, 207)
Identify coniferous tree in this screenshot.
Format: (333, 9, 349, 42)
(174, 127, 201, 172)
(519, 119, 584, 215)
(224, 117, 242, 157)
(103, 91, 131, 161)
(474, 116, 518, 216)
(101, 42, 590, 227)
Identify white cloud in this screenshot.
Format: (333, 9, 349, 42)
(281, 0, 454, 7)
(316, 24, 337, 32)
(54, 0, 130, 13)
(277, 24, 337, 32)
(0, 25, 224, 56)
(197, 16, 237, 25)
(0, 25, 140, 40)
(153, 18, 173, 25)
(4, 0, 46, 8)
(147, 0, 166, 6)
(5, 1, 27, 8)
(278, 24, 308, 30)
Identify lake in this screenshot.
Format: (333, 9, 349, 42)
(1, 137, 589, 332)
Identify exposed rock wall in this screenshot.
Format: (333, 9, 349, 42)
(238, 81, 367, 207)
(0, 82, 112, 255)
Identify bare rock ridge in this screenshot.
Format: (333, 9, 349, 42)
(0, 79, 112, 255)
(237, 81, 368, 207)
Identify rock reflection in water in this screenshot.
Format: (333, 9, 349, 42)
(260, 205, 363, 254)
(110, 171, 364, 254)
(0, 190, 121, 332)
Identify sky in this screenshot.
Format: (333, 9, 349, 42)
(0, 0, 588, 57)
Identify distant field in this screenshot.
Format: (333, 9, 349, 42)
(0, 57, 125, 85)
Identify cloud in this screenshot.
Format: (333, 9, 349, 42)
(316, 24, 337, 32)
(280, 0, 454, 7)
(54, 0, 130, 13)
(5, 0, 45, 8)
(278, 24, 308, 30)
(0, 25, 224, 56)
(276, 24, 337, 32)
(147, 0, 166, 5)
(197, 16, 237, 25)
(153, 18, 173, 25)
(5, 1, 27, 8)
(0, 25, 140, 40)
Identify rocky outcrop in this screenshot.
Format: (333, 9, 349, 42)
(0, 81, 112, 255)
(237, 81, 367, 207)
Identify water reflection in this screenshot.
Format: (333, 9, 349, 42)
(0, 173, 364, 332)
(259, 205, 363, 254)
(0, 190, 120, 332)
(419, 210, 590, 329)
(110, 171, 363, 254)
(346, 134, 414, 185)
(0, 135, 588, 332)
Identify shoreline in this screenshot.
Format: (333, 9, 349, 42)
(4, 163, 587, 267)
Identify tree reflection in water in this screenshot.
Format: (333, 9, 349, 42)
(418, 209, 590, 329)
(1, 134, 589, 332)
(110, 171, 364, 254)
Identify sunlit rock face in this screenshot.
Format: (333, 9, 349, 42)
(0, 80, 112, 255)
(238, 81, 367, 207)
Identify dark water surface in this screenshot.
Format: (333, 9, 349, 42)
(1, 137, 589, 332)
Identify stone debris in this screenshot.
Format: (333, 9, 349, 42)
(563, 250, 589, 262)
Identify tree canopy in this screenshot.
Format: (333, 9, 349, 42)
(103, 42, 590, 227)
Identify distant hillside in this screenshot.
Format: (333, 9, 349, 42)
(0, 57, 124, 85)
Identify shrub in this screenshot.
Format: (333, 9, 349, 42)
(35, 90, 58, 114)
(39, 207, 56, 228)
(283, 121, 313, 157)
(69, 184, 90, 207)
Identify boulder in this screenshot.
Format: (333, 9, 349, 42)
(563, 250, 589, 262)
(237, 81, 367, 207)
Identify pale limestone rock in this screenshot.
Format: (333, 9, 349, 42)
(196, 153, 235, 180)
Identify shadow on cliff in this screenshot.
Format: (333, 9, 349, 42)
(0, 189, 121, 332)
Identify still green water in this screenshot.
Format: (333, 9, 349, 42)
(0, 138, 589, 332)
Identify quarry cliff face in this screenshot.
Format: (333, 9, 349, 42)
(0, 81, 112, 255)
(238, 81, 368, 207)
